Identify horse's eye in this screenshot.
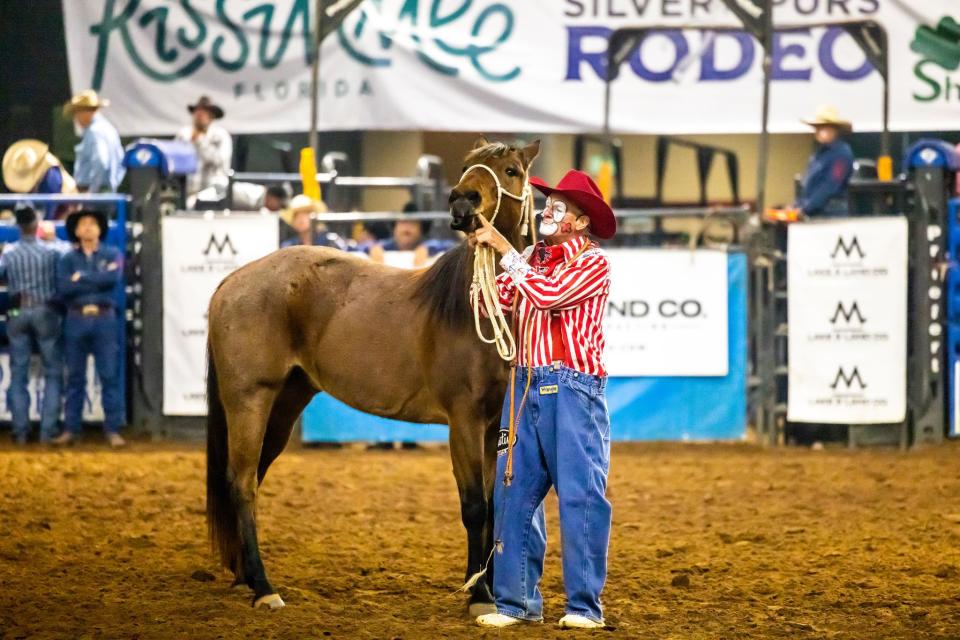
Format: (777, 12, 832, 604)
(461, 166, 467, 173)
(505, 167, 518, 177)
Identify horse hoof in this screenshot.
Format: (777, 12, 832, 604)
(469, 602, 497, 617)
(253, 593, 285, 610)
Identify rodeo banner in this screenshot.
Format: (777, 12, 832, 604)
(604, 249, 728, 377)
(63, 1, 959, 135)
(162, 214, 278, 416)
(787, 217, 908, 425)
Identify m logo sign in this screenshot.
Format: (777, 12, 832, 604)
(830, 235, 865, 259)
(830, 366, 867, 390)
(830, 301, 867, 325)
(203, 233, 238, 257)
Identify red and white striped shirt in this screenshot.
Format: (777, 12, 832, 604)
(494, 235, 610, 376)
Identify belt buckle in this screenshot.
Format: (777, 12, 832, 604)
(82, 304, 99, 317)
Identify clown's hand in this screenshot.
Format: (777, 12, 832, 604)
(474, 215, 512, 255)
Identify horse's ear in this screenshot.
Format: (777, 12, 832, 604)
(521, 139, 541, 168)
(472, 135, 490, 150)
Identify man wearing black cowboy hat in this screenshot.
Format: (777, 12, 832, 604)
(51, 210, 125, 448)
(175, 96, 232, 206)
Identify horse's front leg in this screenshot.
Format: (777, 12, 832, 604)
(449, 412, 499, 617)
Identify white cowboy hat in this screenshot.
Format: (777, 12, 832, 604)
(2, 139, 60, 193)
(279, 194, 327, 226)
(63, 89, 110, 116)
(801, 105, 853, 131)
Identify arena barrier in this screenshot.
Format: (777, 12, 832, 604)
(0, 194, 129, 425)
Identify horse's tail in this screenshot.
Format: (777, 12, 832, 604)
(206, 340, 241, 575)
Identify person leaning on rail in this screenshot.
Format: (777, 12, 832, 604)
(51, 210, 125, 449)
(796, 105, 855, 218)
(471, 169, 616, 630)
(0, 204, 66, 445)
(63, 90, 125, 194)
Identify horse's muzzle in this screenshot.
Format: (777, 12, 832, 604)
(449, 191, 480, 232)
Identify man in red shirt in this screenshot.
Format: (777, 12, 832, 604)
(472, 170, 616, 630)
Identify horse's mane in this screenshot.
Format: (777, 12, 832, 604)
(413, 243, 473, 329)
(464, 141, 513, 165)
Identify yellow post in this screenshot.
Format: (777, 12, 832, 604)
(877, 155, 893, 182)
(596, 159, 614, 203)
(300, 147, 322, 201)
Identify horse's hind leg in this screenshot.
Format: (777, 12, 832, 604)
(259, 368, 317, 485)
(223, 386, 284, 608)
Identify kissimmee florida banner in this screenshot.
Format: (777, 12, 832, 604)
(64, 1, 959, 135)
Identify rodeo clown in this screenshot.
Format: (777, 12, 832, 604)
(472, 169, 615, 629)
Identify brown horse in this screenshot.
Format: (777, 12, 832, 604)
(206, 137, 540, 613)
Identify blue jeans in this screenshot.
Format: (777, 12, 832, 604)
(63, 312, 123, 434)
(6, 306, 62, 440)
(492, 365, 612, 623)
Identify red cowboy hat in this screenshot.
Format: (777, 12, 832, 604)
(529, 170, 616, 239)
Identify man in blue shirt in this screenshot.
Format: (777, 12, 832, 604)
(51, 210, 125, 448)
(63, 90, 125, 193)
(0, 205, 65, 444)
(797, 106, 855, 217)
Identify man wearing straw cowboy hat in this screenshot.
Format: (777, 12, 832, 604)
(175, 96, 233, 205)
(63, 90, 125, 193)
(471, 169, 616, 630)
(2, 139, 77, 195)
(797, 105, 855, 217)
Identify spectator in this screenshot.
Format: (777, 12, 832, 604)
(797, 105, 854, 217)
(52, 210, 125, 448)
(280, 195, 347, 250)
(63, 90, 125, 193)
(175, 96, 232, 206)
(352, 219, 392, 253)
(369, 202, 455, 267)
(0, 205, 64, 444)
(261, 184, 291, 214)
(2, 139, 77, 195)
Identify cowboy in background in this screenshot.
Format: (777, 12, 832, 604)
(63, 90, 125, 193)
(52, 210, 125, 448)
(0, 204, 65, 444)
(797, 105, 855, 217)
(2, 139, 77, 195)
(175, 96, 232, 207)
(279, 194, 348, 250)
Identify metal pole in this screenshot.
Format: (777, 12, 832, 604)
(309, 0, 324, 156)
(755, 1, 773, 215)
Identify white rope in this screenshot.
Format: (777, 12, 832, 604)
(457, 163, 535, 362)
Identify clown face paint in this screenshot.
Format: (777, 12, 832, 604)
(539, 198, 567, 237)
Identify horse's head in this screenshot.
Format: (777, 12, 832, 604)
(449, 136, 541, 241)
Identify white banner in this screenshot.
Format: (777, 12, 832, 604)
(63, 1, 959, 135)
(604, 249, 728, 377)
(787, 218, 907, 424)
(0, 355, 103, 422)
(162, 215, 278, 415)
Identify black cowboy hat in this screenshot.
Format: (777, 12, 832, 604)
(66, 209, 108, 242)
(188, 96, 225, 119)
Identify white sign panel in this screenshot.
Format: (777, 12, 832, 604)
(63, 1, 960, 135)
(604, 249, 728, 377)
(0, 355, 103, 422)
(787, 218, 907, 424)
(162, 215, 279, 415)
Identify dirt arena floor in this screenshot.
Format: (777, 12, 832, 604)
(1, 439, 960, 639)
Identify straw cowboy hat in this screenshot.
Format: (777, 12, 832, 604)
(63, 89, 110, 116)
(801, 105, 853, 132)
(188, 96, 225, 119)
(529, 170, 617, 239)
(279, 194, 328, 227)
(3, 139, 61, 193)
